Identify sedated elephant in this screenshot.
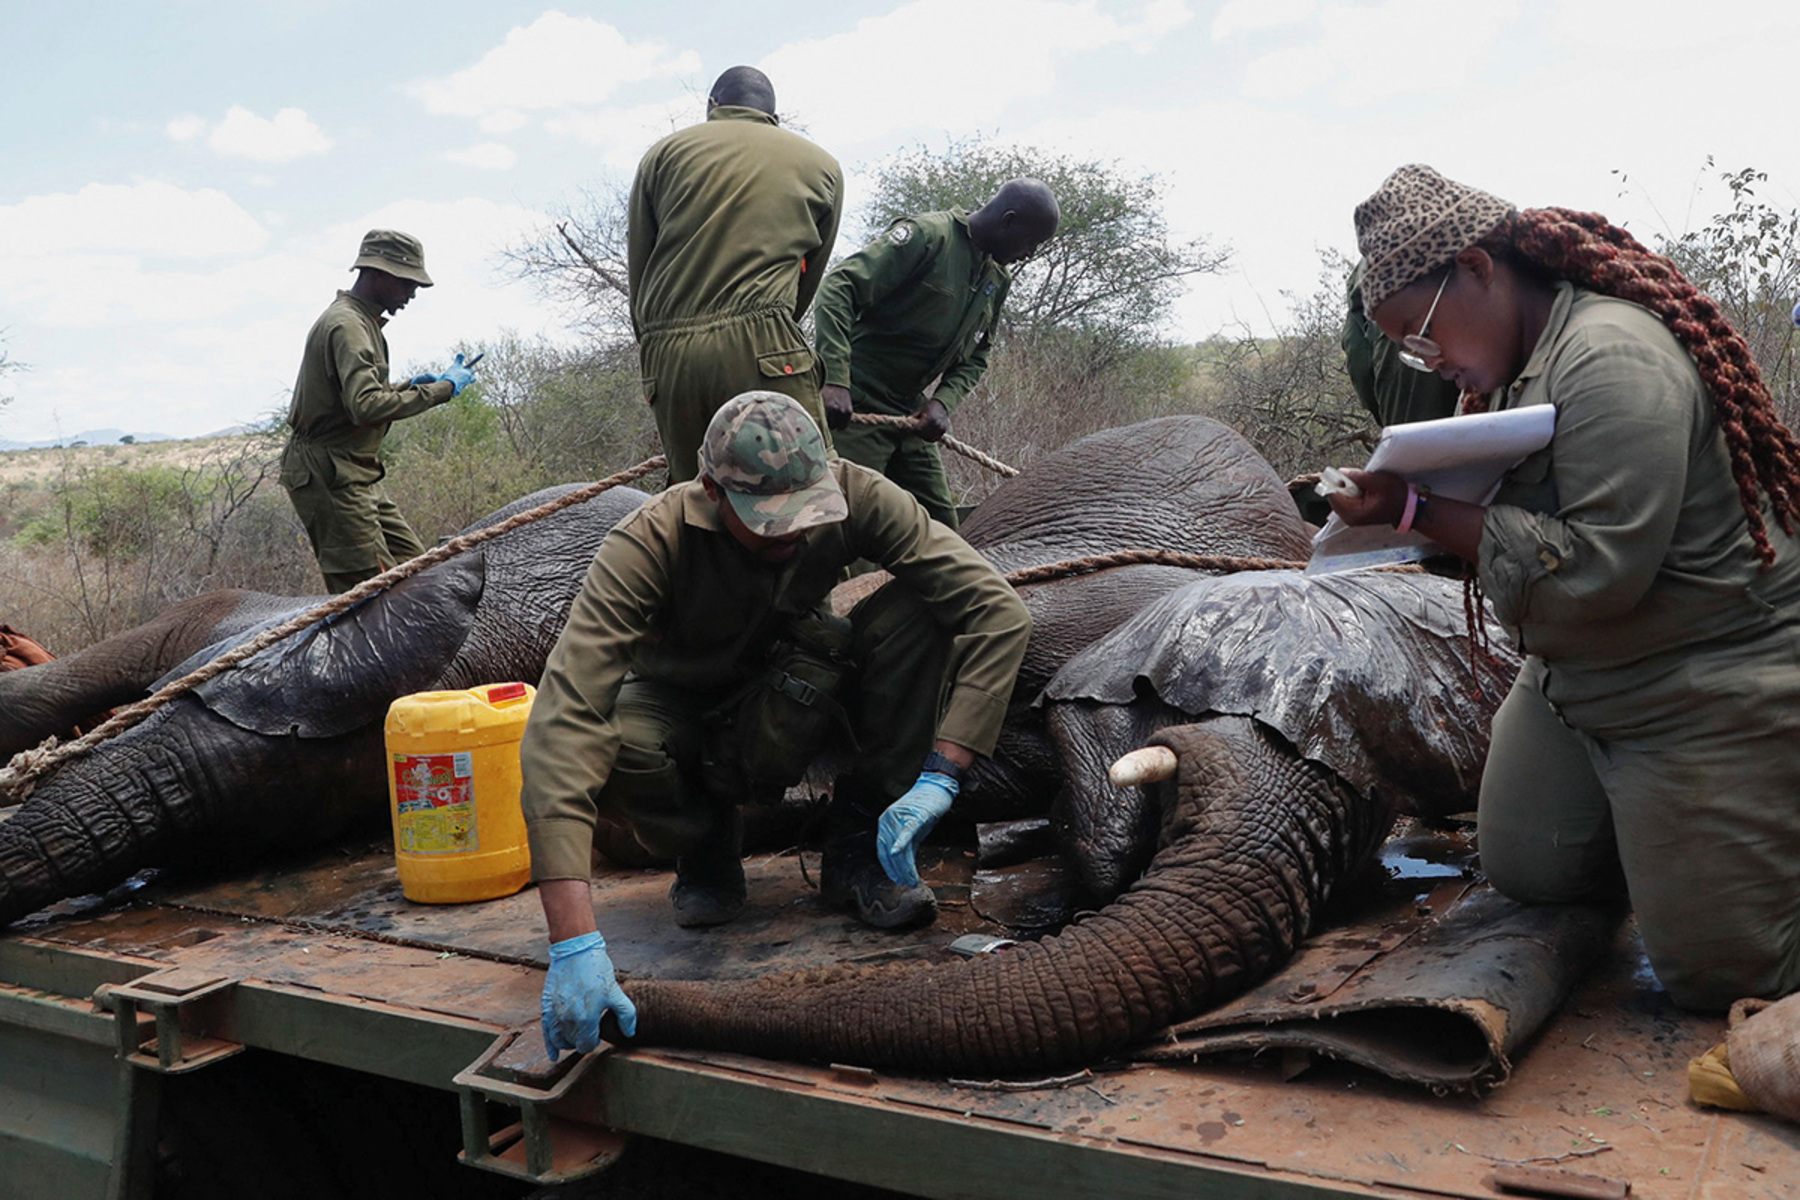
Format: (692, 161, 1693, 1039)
(0, 416, 1302, 925)
(0, 416, 1517, 1076)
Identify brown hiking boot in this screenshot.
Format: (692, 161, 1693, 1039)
(820, 828, 936, 930)
(669, 809, 746, 928)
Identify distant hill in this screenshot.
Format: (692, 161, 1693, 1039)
(0, 429, 184, 452)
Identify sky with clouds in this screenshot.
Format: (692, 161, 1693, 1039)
(3, 0, 1798, 443)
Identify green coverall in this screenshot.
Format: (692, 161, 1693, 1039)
(813, 210, 1010, 529)
(519, 460, 1031, 883)
(627, 106, 843, 483)
(1474, 283, 1800, 1009)
(279, 291, 453, 592)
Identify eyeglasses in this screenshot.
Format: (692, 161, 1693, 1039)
(1397, 272, 1450, 373)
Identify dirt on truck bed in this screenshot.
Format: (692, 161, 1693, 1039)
(3, 815, 1797, 1200)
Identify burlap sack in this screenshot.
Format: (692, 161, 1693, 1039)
(1727, 993, 1800, 1122)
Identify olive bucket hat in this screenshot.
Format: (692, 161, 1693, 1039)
(351, 229, 434, 287)
(1354, 165, 1513, 317)
(698, 391, 847, 538)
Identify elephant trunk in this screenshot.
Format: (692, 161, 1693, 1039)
(0, 713, 199, 923)
(626, 717, 1393, 1074)
(0, 701, 385, 926)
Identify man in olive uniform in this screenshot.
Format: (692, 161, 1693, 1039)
(628, 66, 843, 483)
(815, 180, 1060, 529)
(525, 391, 1032, 1060)
(280, 230, 476, 591)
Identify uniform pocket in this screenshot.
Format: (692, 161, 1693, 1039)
(757, 347, 816, 380)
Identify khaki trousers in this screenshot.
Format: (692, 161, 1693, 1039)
(1480, 656, 1800, 1008)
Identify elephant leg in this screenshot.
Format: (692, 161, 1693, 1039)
(0, 590, 256, 760)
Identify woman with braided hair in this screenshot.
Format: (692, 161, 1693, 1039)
(1327, 164, 1800, 1009)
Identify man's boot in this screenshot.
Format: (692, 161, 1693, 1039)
(669, 807, 746, 928)
(820, 824, 937, 930)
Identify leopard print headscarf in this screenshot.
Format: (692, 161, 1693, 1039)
(1355, 165, 1515, 317)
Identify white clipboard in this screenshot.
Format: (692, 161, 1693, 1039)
(1306, 406, 1557, 575)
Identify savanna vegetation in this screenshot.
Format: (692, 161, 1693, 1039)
(1, 158, 1795, 657)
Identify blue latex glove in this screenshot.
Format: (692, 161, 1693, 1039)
(407, 372, 439, 386)
(1792, 299, 1800, 328)
(440, 352, 477, 397)
(541, 931, 637, 1062)
(877, 771, 958, 888)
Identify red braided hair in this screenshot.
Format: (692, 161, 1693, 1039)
(1459, 207, 1800, 565)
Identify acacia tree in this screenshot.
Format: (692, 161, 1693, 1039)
(861, 140, 1228, 368)
(1655, 165, 1800, 428)
(1195, 248, 1375, 485)
(501, 183, 635, 344)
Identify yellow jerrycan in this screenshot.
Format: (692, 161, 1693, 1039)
(384, 681, 535, 903)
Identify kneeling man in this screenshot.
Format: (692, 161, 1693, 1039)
(522, 391, 1030, 1057)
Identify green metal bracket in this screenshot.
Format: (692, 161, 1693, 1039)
(452, 1028, 628, 1185)
(95, 966, 244, 1074)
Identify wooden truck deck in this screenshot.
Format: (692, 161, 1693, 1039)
(1, 820, 1795, 1199)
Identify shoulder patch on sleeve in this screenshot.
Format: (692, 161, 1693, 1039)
(885, 221, 915, 246)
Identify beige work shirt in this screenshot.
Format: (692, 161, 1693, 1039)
(521, 461, 1031, 879)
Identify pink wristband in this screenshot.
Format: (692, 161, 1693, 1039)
(1395, 483, 1421, 534)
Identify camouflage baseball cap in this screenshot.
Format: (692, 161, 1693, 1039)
(698, 391, 846, 537)
(351, 229, 434, 287)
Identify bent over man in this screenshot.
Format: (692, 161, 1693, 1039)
(814, 179, 1059, 528)
(280, 230, 477, 591)
(628, 66, 843, 482)
(524, 391, 1031, 1058)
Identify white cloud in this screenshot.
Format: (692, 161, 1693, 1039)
(1236, 0, 1520, 105)
(542, 95, 698, 168)
(764, 0, 1188, 151)
(207, 106, 333, 162)
(0, 181, 267, 259)
(404, 11, 701, 119)
(164, 106, 333, 162)
(1212, 0, 1314, 38)
(445, 142, 518, 170)
(478, 109, 529, 135)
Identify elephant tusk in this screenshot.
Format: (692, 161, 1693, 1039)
(1108, 745, 1178, 787)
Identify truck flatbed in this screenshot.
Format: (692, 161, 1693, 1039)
(2, 825, 1795, 1199)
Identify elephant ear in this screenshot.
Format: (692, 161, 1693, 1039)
(1043, 569, 1521, 811)
(160, 552, 487, 738)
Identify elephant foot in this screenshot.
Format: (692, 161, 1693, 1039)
(820, 829, 936, 930)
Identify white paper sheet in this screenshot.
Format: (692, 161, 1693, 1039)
(1306, 406, 1557, 575)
